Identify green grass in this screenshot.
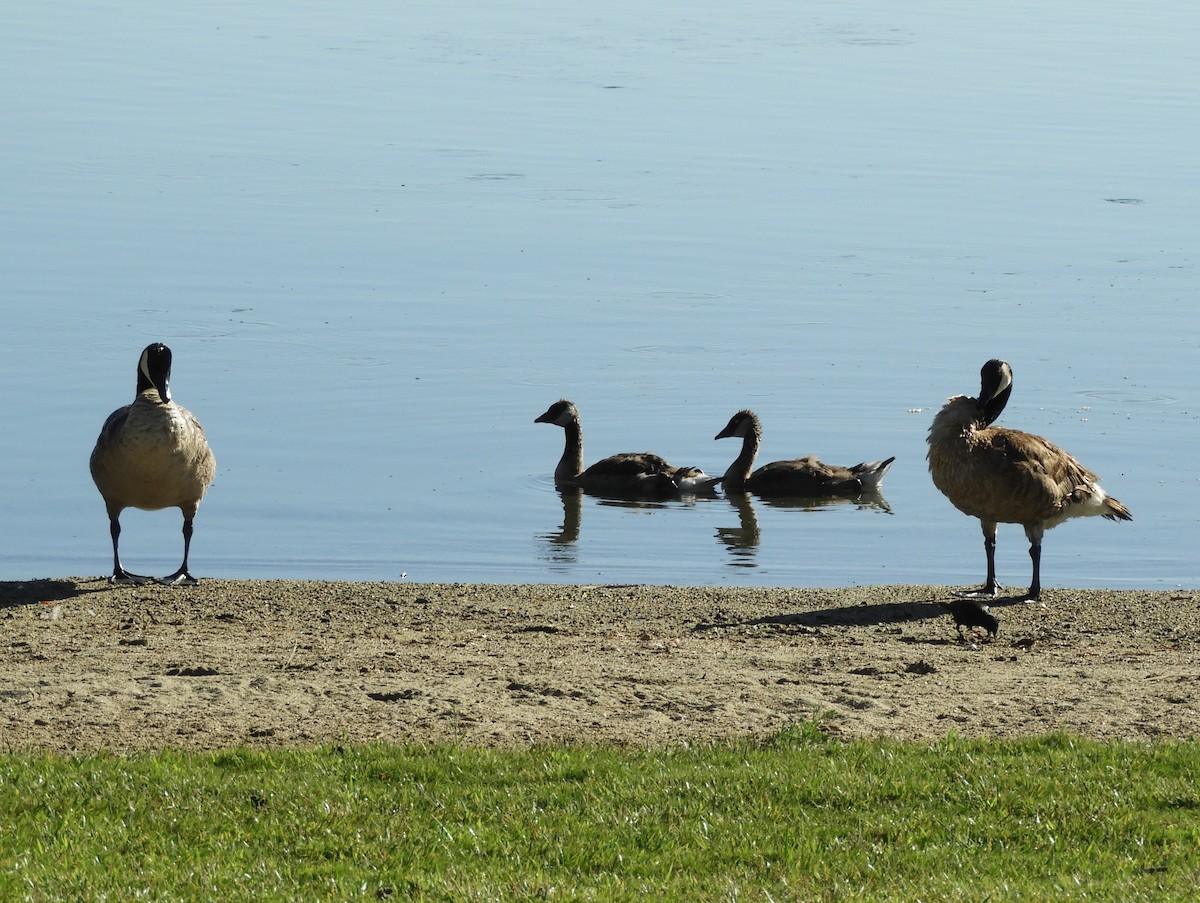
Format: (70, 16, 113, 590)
(1, 725, 1197, 901)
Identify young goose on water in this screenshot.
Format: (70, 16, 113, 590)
(927, 359, 1131, 601)
(90, 343, 217, 585)
(535, 399, 715, 496)
(714, 410, 894, 497)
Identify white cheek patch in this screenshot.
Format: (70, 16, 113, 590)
(996, 367, 1013, 396)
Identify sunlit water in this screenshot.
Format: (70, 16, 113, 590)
(2, 1, 1197, 590)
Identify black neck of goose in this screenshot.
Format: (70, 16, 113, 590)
(136, 369, 168, 402)
(136, 349, 171, 402)
(979, 385, 1011, 426)
(977, 360, 1012, 426)
(559, 419, 584, 480)
(723, 425, 759, 485)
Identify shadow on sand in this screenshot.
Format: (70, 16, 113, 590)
(0, 577, 108, 609)
(692, 588, 1027, 640)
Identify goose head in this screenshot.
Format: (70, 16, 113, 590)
(137, 343, 173, 404)
(976, 359, 1012, 426)
(535, 399, 580, 428)
(715, 409, 761, 441)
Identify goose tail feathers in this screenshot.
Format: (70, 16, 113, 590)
(673, 466, 721, 492)
(851, 456, 896, 491)
(1102, 495, 1132, 522)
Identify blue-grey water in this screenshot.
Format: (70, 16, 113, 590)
(3, 1, 1197, 590)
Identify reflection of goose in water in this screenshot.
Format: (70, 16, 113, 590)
(715, 488, 894, 568)
(927, 359, 1131, 601)
(715, 489, 761, 567)
(715, 410, 894, 497)
(536, 486, 583, 565)
(535, 476, 715, 568)
(749, 491, 892, 513)
(536, 399, 717, 497)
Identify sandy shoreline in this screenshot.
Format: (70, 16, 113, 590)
(1, 578, 1196, 752)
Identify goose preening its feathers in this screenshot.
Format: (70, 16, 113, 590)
(90, 343, 217, 585)
(535, 399, 716, 497)
(714, 410, 894, 497)
(927, 359, 1131, 601)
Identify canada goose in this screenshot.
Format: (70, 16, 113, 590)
(90, 343, 217, 585)
(714, 410, 894, 497)
(927, 359, 1131, 601)
(534, 399, 715, 496)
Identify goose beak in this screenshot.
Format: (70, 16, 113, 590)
(714, 416, 740, 440)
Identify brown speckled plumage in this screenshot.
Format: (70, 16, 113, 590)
(927, 359, 1130, 600)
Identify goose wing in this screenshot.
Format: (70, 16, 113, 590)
(749, 456, 863, 496)
(583, 452, 673, 479)
(93, 406, 131, 450)
(973, 427, 1105, 520)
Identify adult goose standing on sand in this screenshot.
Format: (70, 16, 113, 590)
(714, 409, 894, 497)
(926, 359, 1131, 601)
(535, 399, 715, 496)
(90, 343, 217, 585)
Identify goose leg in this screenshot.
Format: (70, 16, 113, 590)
(1023, 524, 1044, 601)
(107, 512, 153, 585)
(959, 520, 1002, 597)
(160, 513, 200, 586)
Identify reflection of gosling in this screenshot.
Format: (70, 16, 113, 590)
(714, 409, 893, 496)
(949, 599, 999, 641)
(927, 359, 1131, 601)
(90, 343, 216, 585)
(535, 399, 714, 496)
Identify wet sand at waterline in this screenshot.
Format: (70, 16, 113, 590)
(2, 579, 1196, 751)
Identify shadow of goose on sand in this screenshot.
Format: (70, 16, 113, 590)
(691, 591, 1028, 635)
(0, 578, 99, 609)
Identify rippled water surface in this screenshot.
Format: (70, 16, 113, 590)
(3, 1, 1197, 589)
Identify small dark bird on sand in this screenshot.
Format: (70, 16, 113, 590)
(949, 599, 999, 641)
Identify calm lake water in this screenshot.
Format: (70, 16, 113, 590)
(3, 1, 1197, 590)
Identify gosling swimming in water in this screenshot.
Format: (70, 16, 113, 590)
(535, 399, 715, 497)
(714, 409, 893, 496)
